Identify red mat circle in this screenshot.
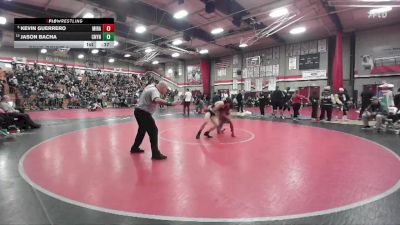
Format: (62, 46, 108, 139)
(20, 118, 400, 221)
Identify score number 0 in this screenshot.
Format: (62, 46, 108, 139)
(103, 24, 114, 32)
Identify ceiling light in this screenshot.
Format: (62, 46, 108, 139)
(40, 49, 47, 54)
(289, 26, 306, 34)
(173, 10, 188, 19)
(108, 58, 115, 63)
(145, 48, 153, 53)
(91, 49, 99, 54)
(168, 68, 173, 73)
(78, 54, 84, 59)
(211, 27, 224, 35)
(172, 52, 180, 58)
(152, 61, 159, 65)
(369, 7, 392, 14)
(124, 53, 131, 58)
(0, 16, 7, 25)
(269, 7, 289, 18)
(83, 12, 94, 18)
(135, 25, 146, 33)
(199, 49, 209, 54)
(114, 41, 119, 46)
(172, 39, 183, 45)
(239, 43, 248, 48)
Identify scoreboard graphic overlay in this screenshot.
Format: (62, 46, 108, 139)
(14, 18, 115, 49)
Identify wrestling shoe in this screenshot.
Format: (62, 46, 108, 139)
(152, 153, 167, 160)
(130, 147, 145, 153)
(204, 131, 213, 138)
(196, 131, 201, 139)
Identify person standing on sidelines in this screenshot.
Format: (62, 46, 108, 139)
(259, 92, 267, 116)
(236, 90, 244, 113)
(335, 88, 350, 121)
(291, 90, 308, 121)
(270, 86, 285, 119)
(319, 86, 335, 122)
(282, 87, 292, 117)
(130, 81, 179, 160)
(183, 88, 192, 116)
(309, 91, 320, 121)
(359, 87, 374, 120)
(394, 88, 400, 109)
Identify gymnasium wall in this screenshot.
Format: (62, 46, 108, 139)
(208, 23, 400, 97)
(342, 34, 352, 91)
(354, 24, 400, 93)
(162, 61, 185, 86)
(0, 46, 145, 73)
(210, 38, 330, 94)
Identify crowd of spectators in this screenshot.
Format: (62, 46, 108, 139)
(0, 62, 179, 135)
(5, 63, 159, 110)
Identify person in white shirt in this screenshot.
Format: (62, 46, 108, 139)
(183, 88, 192, 116)
(221, 91, 229, 101)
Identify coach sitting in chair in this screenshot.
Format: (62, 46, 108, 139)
(361, 96, 387, 131)
(0, 95, 41, 129)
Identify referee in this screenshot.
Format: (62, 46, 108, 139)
(130, 81, 178, 160)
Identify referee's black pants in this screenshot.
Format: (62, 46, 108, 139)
(132, 108, 160, 156)
(237, 101, 243, 112)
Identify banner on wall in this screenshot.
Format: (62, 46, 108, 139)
(301, 42, 310, 55)
(293, 43, 301, 56)
(244, 79, 252, 91)
(217, 68, 226, 77)
(233, 79, 238, 90)
(309, 40, 318, 54)
(289, 57, 297, 70)
(178, 68, 183, 76)
(302, 70, 327, 79)
(358, 44, 400, 76)
(187, 65, 202, 84)
(260, 66, 266, 77)
(254, 67, 260, 77)
(272, 64, 279, 76)
(273, 47, 280, 59)
(268, 77, 277, 91)
(266, 48, 273, 60)
(247, 67, 254, 77)
(166, 68, 173, 78)
(318, 39, 327, 53)
(233, 55, 240, 66)
(256, 79, 263, 91)
(266, 65, 273, 76)
(12, 57, 27, 64)
(215, 56, 232, 69)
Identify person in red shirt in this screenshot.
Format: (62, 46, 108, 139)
(292, 90, 308, 120)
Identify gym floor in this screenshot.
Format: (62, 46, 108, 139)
(1, 107, 399, 225)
